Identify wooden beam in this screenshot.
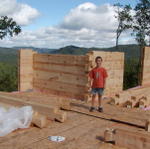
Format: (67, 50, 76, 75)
(145, 120, 150, 132)
(100, 143, 127, 149)
(32, 112, 48, 128)
(115, 128, 150, 149)
(33, 69, 88, 85)
(33, 79, 88, 94)
(62, 101, 147, 128)
(34, 86, 85, 100)
(0, 94, 66, 122)
(104, 128, 115, 142)
(34, 54, 88, 65)
(33, 61, 86, 76)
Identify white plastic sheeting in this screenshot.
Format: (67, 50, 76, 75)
(0, 106, 33, 137)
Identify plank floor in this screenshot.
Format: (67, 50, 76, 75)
(0, 91, 150, 149)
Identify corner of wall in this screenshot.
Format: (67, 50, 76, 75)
(18, 49, 37, 91)
(141, 46, 150, 86)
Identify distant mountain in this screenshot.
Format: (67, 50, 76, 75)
(0, 44, 142, 65)
(13, 46, 57, 53)
(0, 46, 57, 65)
(51, 44, 141, 61)
(51, 45, 89, 55)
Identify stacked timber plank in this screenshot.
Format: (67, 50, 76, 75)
(32, 112, 48, 128)
(18, 49, 37, 91)
(103, 128, 150, 149)
(62, 99, 150, 129)
(0, 94, 67, 123)
(141, 47, 150, 86)
(18, 49, 125, 101)
(109, 85, 150, 108)
(33, 54, 89, 100)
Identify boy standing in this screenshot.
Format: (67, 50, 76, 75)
(89, 56, 108, 112)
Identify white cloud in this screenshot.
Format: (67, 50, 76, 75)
(60, 3, 117, 31)
(0, 0, 40, 26)
(0, 2, 136, 48)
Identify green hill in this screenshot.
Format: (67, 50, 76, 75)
(0, 47, 56, 65)
(0, 44, 141, 65)
(0, 47, 18, 65)
(51, 44, 141, 61)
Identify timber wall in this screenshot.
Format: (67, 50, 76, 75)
(33, 54, 89, 99)
(18, 50, 125, 100)
(18, 50, 37, 91)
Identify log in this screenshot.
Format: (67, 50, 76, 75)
(33, 79, 87, 94)
(59, 98, 71, 110)
(33, 69, 88, 85)
(34, 54, 87, 65)
(115, 128, 150, 149)
(100, 143, 127, 149)
(139, 97, 148, 108)
(0, 94, 68, 122)
(104, 128, 115, 142)
(32, 112, 48, 128)
(145, 120, 150, 132)
(63, 101, 146, 128)
(54, 110, 67, 123)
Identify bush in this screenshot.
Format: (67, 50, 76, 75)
(0, 63, 18, 91)
(123, 58, 140, 89)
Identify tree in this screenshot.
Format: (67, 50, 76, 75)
(131, 0, 150, 85)
(0, 16, 21, 39)
(133, 0, 150, 47)
(114, 3, 133, 49)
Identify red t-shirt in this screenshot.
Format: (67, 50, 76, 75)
(89, 67, 108, 88)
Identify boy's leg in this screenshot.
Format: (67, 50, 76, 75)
(98, 94, 102, 107)
(89, 88, 96, 112)
(92, 94, 96, 107)
(97, 88, 104, 112)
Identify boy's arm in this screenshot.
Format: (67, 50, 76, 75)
(103, 78, 106, 89)
(89, 70, 94, 89)
(103, 69, 108, 89)
(89, 78, 93, 88)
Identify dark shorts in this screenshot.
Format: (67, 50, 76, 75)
(91, 88, 104, 95)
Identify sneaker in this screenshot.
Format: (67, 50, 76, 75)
(89, 106, 95, 112)
(98, 107, 103, 112)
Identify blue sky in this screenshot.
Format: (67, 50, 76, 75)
(0, 0, 138, 48)
(18, 0, 137, 30)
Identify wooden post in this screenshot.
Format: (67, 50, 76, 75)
(145, 120, 150, 132)
(104, 128, 115, 142)
(84, 52, 93, 101)
(141, 47, 150, 86)
(32, 112, 48, 128)
(18, 49, 37, 91)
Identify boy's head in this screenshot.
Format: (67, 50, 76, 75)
(95, 56, 103, 67)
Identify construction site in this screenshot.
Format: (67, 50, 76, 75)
(0, 46, 150, 149)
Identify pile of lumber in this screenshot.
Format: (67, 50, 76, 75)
(109, 85, 150, 108)
(104, 127, 150, 149)
(0, 94, 68, 123)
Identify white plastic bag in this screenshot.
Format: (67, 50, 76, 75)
(0, 106, 33, 137)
